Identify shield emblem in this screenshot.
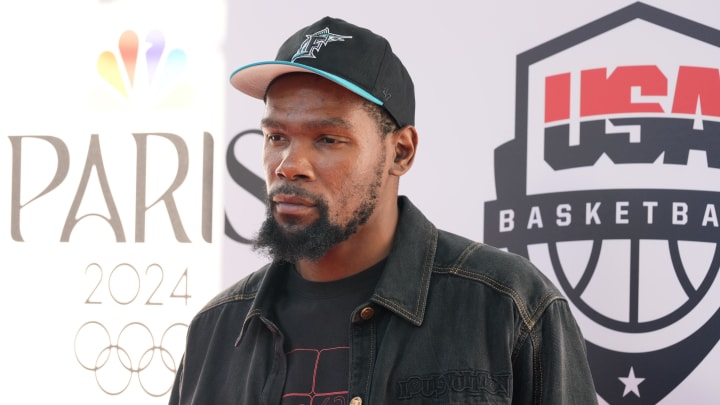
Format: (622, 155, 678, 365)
(484, 3, 720, 403)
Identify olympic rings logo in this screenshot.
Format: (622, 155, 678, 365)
(74, 321, 187, 396)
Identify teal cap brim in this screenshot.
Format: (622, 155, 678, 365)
(229, 60, 384, 106)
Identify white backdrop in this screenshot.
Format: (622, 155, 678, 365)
(2, 1, 719, 404)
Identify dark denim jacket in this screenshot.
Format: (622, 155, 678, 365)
(170, 197, 598, 404)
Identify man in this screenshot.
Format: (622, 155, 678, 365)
(170, 17, 598, 404)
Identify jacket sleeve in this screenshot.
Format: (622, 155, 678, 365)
(512, 299, 599, 404)
(168, 355, 184, 405)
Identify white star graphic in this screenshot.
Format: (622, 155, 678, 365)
(619, 366, 645, 397)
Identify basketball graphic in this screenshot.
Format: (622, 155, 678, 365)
(551, 238, 720, 334)
(483, 3, 720, 404)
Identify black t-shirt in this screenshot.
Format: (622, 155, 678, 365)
(275, 261, 384, 405)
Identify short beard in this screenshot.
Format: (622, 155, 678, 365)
(252, 180, 380, 263)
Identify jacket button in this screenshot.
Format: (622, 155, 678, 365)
(359, 306, 375, 321)
(350, 396, 362, 405)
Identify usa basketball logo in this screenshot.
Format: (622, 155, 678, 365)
(483, 3, 720, 404)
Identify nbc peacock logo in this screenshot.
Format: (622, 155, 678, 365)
(484, 3, 720, 404)
(92, 30, 193, 110)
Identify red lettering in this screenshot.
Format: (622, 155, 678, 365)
(671, 66, 720, 117)
(545, 73, 571, 123)
(581, 66, 666, 117)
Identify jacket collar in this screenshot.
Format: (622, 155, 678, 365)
(370, 196, 437, 326)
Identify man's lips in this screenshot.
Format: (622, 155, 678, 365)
(272, 194, 317, 215)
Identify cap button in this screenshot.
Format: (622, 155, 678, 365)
(359, 306, 375, 321)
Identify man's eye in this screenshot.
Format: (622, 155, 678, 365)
(267, 134, 284, 142)
(319, 137, 342, 145)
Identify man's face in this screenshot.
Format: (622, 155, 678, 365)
(253, 73, 390, 262)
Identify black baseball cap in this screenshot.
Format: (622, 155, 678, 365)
(229, 17, 415, 128)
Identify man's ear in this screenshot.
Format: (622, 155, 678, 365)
(389, 125, 418, 176)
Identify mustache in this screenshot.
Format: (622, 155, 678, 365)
(267, 184, 323, 205)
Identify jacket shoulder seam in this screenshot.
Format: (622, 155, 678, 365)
(458, 268, 563, 329)
(198, 290, 258, 315)
(435, 243, 564, 329)
(195, 268, 267, 315)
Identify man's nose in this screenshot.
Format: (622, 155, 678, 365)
(274, 143, 315, 181)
